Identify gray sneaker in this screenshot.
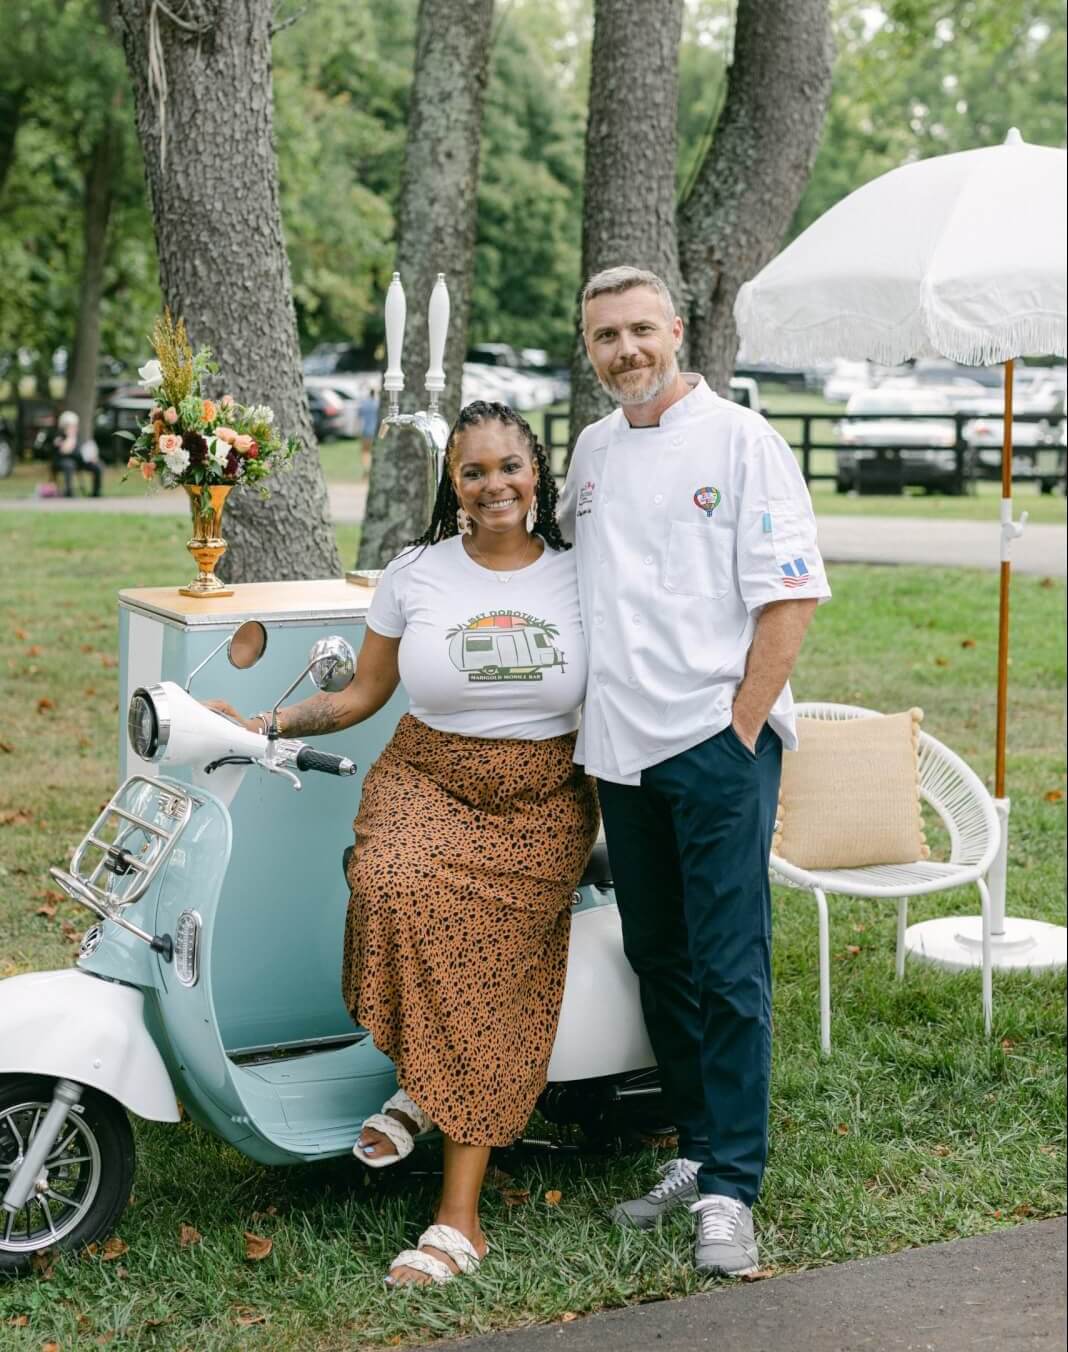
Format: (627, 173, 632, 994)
(610, 1157, 701, 1230)
(691, 1194, 760, 1276)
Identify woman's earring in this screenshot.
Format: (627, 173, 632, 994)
(456, 507, 472, 536)
(526, 499, 537, 533)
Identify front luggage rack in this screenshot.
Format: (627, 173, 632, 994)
(66, 775, 195, 910)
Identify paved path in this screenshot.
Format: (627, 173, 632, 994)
(421, 1217, 1065, 1352)
(2, 489, 1064, 575)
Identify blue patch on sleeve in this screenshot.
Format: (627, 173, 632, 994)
(762, 512, 773, 534)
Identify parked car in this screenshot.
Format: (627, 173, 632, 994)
(93, 386, 153, 463)
(0, 415, 14, 477)
(306, 385, 349, 442)
(964, 415, 1065, 491)
(836, 388, 967, 494)
(823, 359, 875, 405)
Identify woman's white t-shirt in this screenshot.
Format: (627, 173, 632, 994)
(367, 535, 587, 741)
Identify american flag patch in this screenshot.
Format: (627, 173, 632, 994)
(780, 558, 811, 588)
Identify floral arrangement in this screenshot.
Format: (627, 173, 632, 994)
(123, 312, 297, 493)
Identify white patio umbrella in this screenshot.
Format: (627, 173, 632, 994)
(735, 129, 1067, 973)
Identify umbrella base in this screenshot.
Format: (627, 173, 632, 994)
(905, 915, 1067, 972)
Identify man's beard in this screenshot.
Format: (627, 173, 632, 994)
(597, 353, 679, 406)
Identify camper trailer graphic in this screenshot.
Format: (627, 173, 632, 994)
(447, 611, 566, 682)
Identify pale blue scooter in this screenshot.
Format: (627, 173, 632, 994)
(0, 622, 659, 1273)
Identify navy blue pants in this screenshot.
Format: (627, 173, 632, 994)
(597, 723, 782, 1205)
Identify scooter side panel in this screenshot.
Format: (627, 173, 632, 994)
(546, 888, 656, 1082)
(0, 969, 180, 1121)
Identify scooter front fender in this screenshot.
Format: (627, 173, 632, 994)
(0, 969, 180, 1122)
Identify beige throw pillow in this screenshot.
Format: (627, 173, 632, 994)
(773, 709, 929, 870)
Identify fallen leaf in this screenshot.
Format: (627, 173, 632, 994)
(95, 1335, 115, 1346)
(83, 687, 96, 698)
(31, 1249, 56, 1279)
(485, 1165, 515, 1188)
(931, 1143, 952, 1157)
(561, 1312, 578, 1323)
(741, 1267, 777, 1282)
(60, 920, 81, 944)
(544, 1190, 562, 1206)
(100, 655, 117, 669)
(14, 628, 27, 640)
(500, 1187, 531, 1207)
(243, 1231, 272, 1261)
(0, 740, 13, 753)
(81, 644, 94, 654)
(836, 1123, 849, 1135)
(36, 697, 55, 713)
(845, 944, 861, 956)
(1038, 1144, 1059, 1156)
(960, 638, 976, 648)
(35, 902, 57, 920)
(178, 1223, 202, 1248)
(41, 1343, 60, 1352)
(1000, 1038, 1016, 1052)
(991, 1208, 1003, 1219)
(26, 645, 41, 657)
(1044, 789, 1064, 803)
(7, 1315, 29, 1327)
(1013, 1203, 1036, 1217)
(0, 809, 33, 826)
(1039, 576, 1054, 588)
(234, 1309, 267, 1327)
(934, 656, 950, 667)
(142, 1317, 173, 1329)
(115, 1266, 129, 1278)
(852, 923, 866, 933)
(100, 1236, 128, 1261)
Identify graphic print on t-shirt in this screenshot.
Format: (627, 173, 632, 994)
(447, 611, 566, 682)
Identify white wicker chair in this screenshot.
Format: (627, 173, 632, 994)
(770, 702, 1001, 1054)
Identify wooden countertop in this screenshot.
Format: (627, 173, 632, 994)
(119, 578, 378, 627)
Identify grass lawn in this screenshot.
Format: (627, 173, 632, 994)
(0, 513, 1064, 1350)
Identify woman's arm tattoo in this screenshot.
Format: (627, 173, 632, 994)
(278, 694, 343, 739)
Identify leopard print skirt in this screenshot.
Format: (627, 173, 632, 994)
(342, 713, 599, 1147)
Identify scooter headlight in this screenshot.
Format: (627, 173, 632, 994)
(127, 685, 170, 762)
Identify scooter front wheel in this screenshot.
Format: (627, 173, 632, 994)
(0, 1075, 135, 1275)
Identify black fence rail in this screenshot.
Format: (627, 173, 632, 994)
(543, 408, 1066, 496)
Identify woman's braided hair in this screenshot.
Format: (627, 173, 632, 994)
(409, 401, 571, 553)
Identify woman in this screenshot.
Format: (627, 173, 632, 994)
(208, 402, 597, 1287)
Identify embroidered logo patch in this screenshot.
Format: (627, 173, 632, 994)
(693, 485, 721, 518)
(780, 558, 811, 588)
(577, 480, 596, 518)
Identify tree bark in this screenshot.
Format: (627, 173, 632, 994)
(356, 0, 495, 569)
(0, 85, 22, 200)
(115, 0, 339, 581)
(677, 0, 834, 394)
(65, 90, 121, 436)
(568, 0, 685, 449)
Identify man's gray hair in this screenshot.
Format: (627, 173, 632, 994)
(581, 266, 676, 329)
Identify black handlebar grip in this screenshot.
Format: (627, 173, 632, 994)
(295, 747, 357, 776)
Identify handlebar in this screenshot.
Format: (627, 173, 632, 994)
(295, 747, 357, 776)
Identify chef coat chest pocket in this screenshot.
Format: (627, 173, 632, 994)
(663, 520, 733, 599)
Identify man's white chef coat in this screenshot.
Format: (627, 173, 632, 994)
(558, 375, 831, 785)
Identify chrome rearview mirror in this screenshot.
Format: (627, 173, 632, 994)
(185, 619, 269, 692)
(308, 636, 356, 692)
(228, 620, 268, 670)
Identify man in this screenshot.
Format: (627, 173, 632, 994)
(357, 381, 380, 477)
(558, 266, 830, 1276)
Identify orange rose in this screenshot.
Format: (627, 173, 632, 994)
(234, 434, 253, 453)
(214, 426, 237, 444)
(202, 399, 216, 422)
(140, 461, 157, 479)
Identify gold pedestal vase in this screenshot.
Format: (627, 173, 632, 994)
(180, 484, 235, 598)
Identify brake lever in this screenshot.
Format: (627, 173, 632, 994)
(257, 757, 302, 791)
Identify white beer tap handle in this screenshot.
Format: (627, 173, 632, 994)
(383, 272, 406, 397)
(425, 273, 450, 396)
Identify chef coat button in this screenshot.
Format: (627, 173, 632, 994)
(643, 554, 653, 566)
(632, 613, 642, 625)
(595, 613, 605, 625)
(653, 493, 663, 504)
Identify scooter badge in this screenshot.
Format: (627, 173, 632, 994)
(693, 485, 721, 518)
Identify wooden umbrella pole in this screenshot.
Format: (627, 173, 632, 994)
(994, 357, 1014, 799)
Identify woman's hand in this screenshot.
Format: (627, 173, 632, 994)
(201, 699, 261, 734)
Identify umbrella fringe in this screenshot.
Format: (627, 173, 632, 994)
(734, 312, 1067, 368)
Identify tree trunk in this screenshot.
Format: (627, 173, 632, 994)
(568, 0, 685, 450)
(0, 85, 22, 200)
(65, 95, 120, 436)
(115, 0, 339, 581)
(677, 0, 834, 395)
(356, 0, 495, 569)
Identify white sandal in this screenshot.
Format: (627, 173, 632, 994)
(385, 1223, 487, 1286)
(353, 1087, 434, 1169)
